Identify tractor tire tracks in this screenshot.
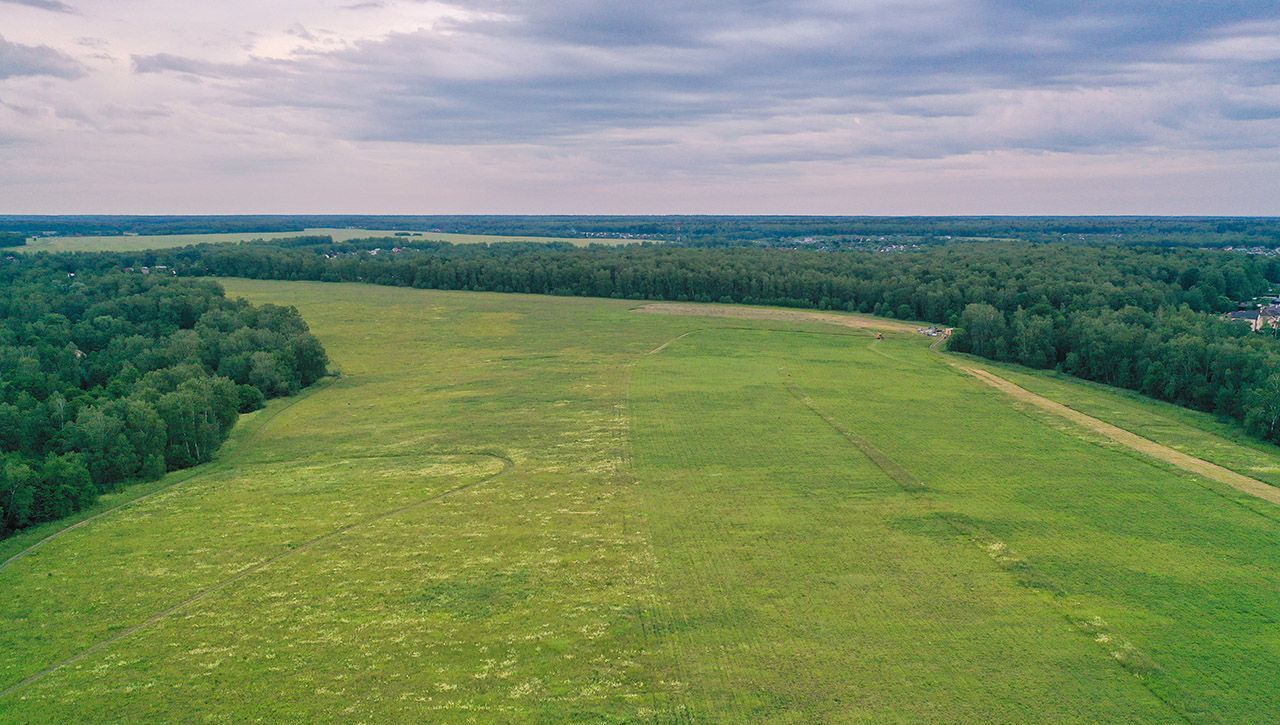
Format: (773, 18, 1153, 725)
(780, 373, 926, 492)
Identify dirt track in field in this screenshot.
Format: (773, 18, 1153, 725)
(781, 376, 927, 492)
(964, 368, 1280, 506)
(635, 303, 921, 333)
(631, 302, 1280, 507)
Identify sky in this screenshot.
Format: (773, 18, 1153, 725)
(1, 0, 1279, 215)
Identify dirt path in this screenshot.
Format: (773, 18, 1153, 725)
(964, 368, 1280, 506)
(635, 303, 920, 333)
(645, 329, 703, 356)
(630, 302, 1280, 507)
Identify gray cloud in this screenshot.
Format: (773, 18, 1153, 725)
(4, 0, 1280, 212)
(117, 0, 1279, 164)
(131, 53, 277, 80)
(0, 35, 85, 79)
(0, 0, 75, 12)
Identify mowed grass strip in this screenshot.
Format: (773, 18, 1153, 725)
(961, 366, 1280, 507)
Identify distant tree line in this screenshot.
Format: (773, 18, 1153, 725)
(0, 258, 328, 537)
(37, 237, 1280, 444)
(3, 215, 1278, 248)
(950, 303, 1280, 440)
(0, 232, 26, 247)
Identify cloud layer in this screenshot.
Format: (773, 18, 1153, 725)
(1, 0, 1278, 213)
(0, 0, 75, 12)
(0, 34, 84, 79)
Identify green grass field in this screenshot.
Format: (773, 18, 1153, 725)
(7, 229, 648, 253)
(2, 282, 1278, 721)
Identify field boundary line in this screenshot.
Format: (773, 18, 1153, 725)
(0, 452, 513, 701)
(0, 378, 339, 573)
(963, 367, 1280, 507)
(934, 512, 1192, 723)
(781, 367, 1188, 720)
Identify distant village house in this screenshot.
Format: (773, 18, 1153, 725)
(1227, 305, 1280, 333)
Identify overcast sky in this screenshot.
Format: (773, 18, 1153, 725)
(2, 0, 1279, 214)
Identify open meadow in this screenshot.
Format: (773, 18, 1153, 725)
(7, 229, 648, 253)
(2, 281, 1279, 721)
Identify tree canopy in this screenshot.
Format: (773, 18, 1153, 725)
(0, 259, 328, 536)
(15, 233, 1280, 469)
(54, 236, 1280, 445)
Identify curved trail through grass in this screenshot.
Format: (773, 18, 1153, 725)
(645, 329, 704, 356)
(0, 379, 337, 573)
(8, 286, 1276, 719)
(0, 451, 513, 700)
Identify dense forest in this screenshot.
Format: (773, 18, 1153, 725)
(42, 236, 1280, 444)
(0, 258, 328, 537)
(3, 215, 1279, 248)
